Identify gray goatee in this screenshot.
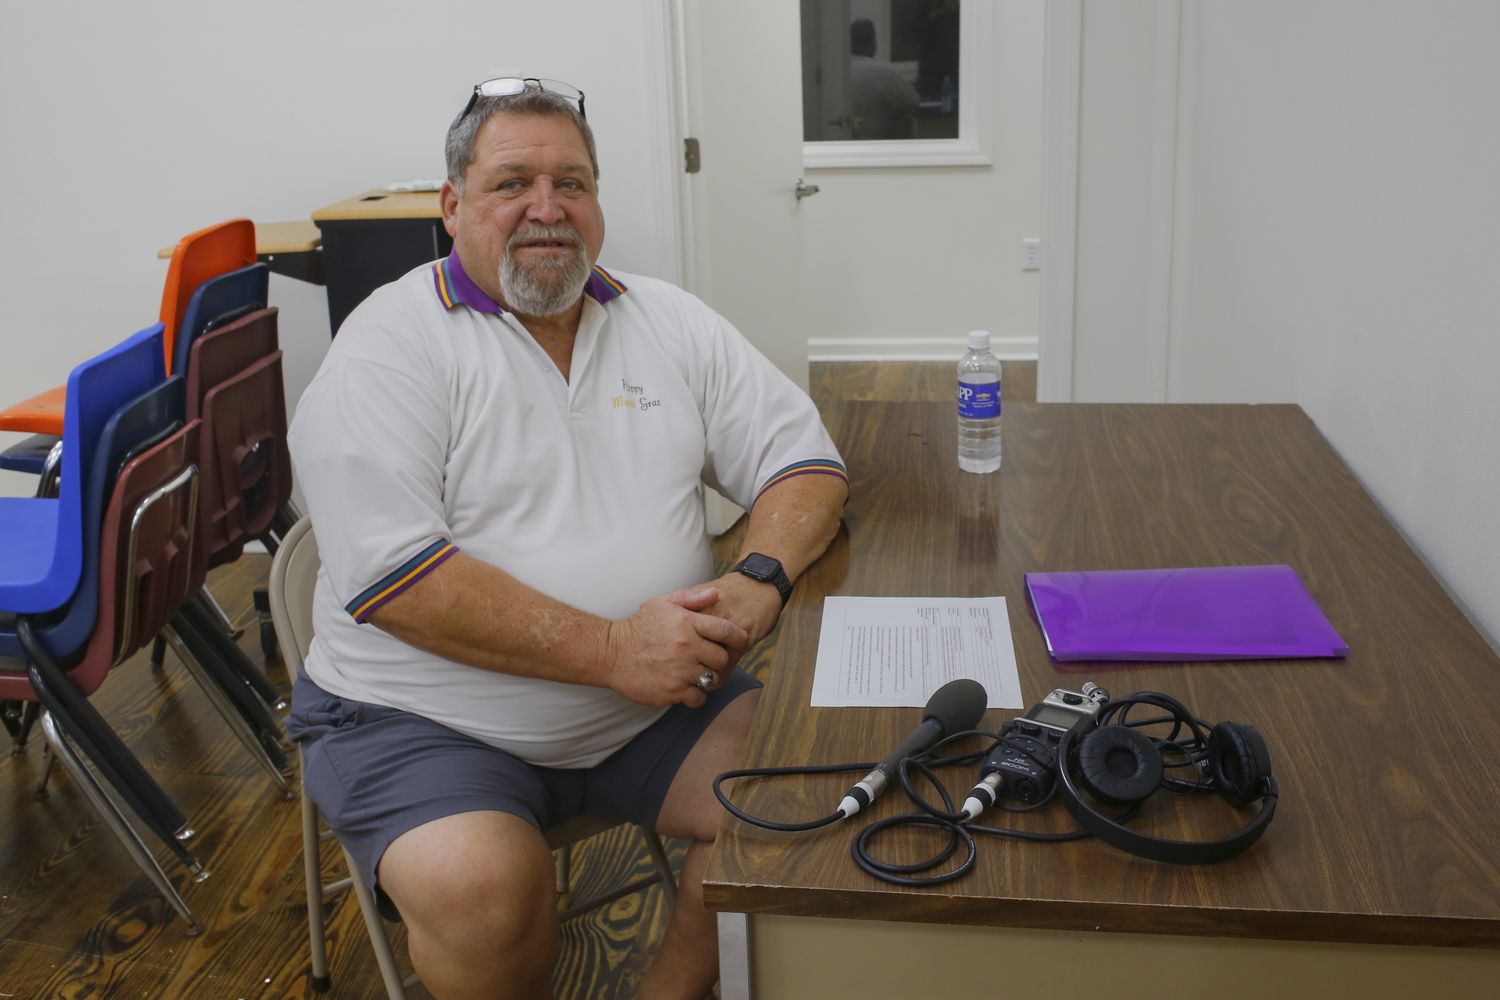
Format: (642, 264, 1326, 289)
(498, 223, 592, 317)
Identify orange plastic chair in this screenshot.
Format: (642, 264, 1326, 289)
(0, 219, 256, 438)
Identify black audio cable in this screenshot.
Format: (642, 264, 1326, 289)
(848, 729, 1123, 887)
(713, 689, 1222, 887)
(713, 760, 879, 832)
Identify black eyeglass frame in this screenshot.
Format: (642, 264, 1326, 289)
(456, 77, 587, 126)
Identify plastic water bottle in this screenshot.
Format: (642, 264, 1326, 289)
(957, 330, 1002, 473)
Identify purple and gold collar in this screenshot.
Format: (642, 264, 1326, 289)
(432, 251, 626, 313)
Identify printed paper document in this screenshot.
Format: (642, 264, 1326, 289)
(811, 596, 1023, 709)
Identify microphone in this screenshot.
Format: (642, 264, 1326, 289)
(837, 678, 988, 819)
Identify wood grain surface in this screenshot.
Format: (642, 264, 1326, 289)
(310, 190, 442, 222)
(703, 401, 1500, 949)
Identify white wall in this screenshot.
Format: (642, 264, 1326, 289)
(1045, 0, 1500, 647)
(0, 0, 680, 497)
(801, 0, 1045, 361)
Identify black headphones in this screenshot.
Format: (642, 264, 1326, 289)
(1056, 692, 1279, 864)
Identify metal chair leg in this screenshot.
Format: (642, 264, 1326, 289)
(303, 787, 332, 993)
(163, 625, 292, 791)
(642, 829, 678, 908)
(169, 611, 282, 729)
(556, 842, 572, 894)
(150, 634, 167, 669)
(11, 700, 39, 756)
(40, 712, 206, 935)
(32, 742, 56, 800)
(343, 847, 412, 1000)
(184, 595, 283, 708)
(199, 585, 243, 640)
(20, 617, 201, 857)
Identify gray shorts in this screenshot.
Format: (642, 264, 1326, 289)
(287, 668, 760, 919)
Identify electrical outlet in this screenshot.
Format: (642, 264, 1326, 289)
(1022, 238, 1042, 271)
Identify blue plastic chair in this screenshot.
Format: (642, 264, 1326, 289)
(0, 434, 59, 476)
(0, 376, 185, 663)
(170, 263, 269, 376)
(0, 369, 290, 792)
(0, 325, 164, 615)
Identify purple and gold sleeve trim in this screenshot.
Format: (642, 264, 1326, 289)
(346, 540, 459, 623)
(753, 459, 850, 506)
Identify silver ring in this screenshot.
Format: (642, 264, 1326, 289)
(696, 669, 717, 693)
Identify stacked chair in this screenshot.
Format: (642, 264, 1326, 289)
(161, 267, 297, 788)
(0, 220, 303, 931)
(1, 325, 214, 930)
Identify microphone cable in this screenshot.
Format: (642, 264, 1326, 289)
(711, 727, 1000, 833)
(715, 726, 1148, 887)
(715, 729, 1108, 885)
(713, 760, 879, 832)
(850, 729, 1128, 887)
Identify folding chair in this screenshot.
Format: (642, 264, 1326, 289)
(268, 517, 678, 999)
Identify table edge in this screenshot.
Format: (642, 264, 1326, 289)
(701, 882, 1500, 949)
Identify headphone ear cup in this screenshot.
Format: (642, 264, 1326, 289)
(1076, 726, 1164, 805)
(1207, 722, 1272, 807)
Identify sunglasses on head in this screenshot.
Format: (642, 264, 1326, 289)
(456, 77, 587, 126)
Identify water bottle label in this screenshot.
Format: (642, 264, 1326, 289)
(958, 380, 1001, 419)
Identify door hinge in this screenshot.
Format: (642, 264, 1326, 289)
(684, 137, 701, 174)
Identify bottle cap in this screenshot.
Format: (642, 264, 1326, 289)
(967, 330, 991, 351)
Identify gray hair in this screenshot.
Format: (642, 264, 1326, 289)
(445, 87, 599, 195)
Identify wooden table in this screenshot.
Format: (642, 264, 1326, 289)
(704, 401, 1500, 999)
(310, 190, 450, 334)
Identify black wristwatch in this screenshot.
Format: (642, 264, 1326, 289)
(733, 552, 793, 607)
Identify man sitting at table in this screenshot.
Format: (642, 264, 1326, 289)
(285, 79, 849, 1000)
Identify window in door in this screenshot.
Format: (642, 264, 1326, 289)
(800, 0, 990, 168)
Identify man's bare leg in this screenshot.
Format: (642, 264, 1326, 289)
(380, 810, 560, 1000)
(635, 687, 762, 1000)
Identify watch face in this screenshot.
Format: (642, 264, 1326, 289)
(739, 553, 779, 579)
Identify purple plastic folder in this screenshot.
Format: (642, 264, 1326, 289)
(1023, 565, 1348, 662)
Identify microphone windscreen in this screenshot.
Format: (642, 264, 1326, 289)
(923, 678, 988, 736)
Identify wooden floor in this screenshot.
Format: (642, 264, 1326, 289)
(0, 361, 1034, 1000)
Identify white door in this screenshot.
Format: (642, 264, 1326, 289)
(676, 0, 811, 392)
(673, 1, 1045, 381)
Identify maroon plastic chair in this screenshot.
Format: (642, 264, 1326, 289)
(201, 349, 292, 562)
(161, 305, 294, 771)
(186, 307, 278, 422)
(185, 307, 293, 565)
(6, 420, 214, 931)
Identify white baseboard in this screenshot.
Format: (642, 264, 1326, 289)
(808, 336, 1039, 362)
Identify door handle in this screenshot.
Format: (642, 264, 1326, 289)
(795, 179, 820, 200)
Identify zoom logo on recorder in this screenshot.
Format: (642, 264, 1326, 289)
(714, 680, 1280, 885)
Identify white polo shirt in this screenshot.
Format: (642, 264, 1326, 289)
(289, 253, 845, 767)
